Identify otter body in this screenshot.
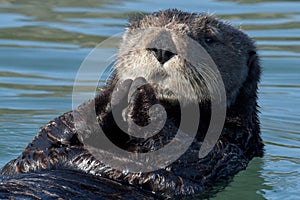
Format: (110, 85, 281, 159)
(0, 9, 263, 199)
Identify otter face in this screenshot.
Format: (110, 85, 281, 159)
(115, 9, 257, 106)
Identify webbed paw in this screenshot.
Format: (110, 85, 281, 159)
(110, 77, 166, 139)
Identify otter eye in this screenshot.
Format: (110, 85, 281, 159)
(204, 37, 214, 44)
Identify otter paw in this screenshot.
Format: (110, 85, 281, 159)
(127, 77, 158, 125)
(110, 77, 164, 139)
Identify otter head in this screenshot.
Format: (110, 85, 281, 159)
(114, 9, 260, 107)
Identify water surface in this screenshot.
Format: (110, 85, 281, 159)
(0, 0, 299, 199)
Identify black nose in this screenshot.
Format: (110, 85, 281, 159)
(147, 48, 176, 65)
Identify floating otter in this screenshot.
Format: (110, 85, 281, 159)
(0, 9, 263, 199)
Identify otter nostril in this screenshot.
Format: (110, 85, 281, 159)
(147, 48, 176, 65)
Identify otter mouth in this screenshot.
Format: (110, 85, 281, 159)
(147, 67, 169, 80)
(116, 59, 209, 104)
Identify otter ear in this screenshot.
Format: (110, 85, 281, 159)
(247, 51, 258, 69)
(232, 50, 260, 112)
(246, 50, 261, 83)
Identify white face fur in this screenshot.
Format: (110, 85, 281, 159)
(114, 14, 252, 107)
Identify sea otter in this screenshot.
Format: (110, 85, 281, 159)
(0, 9, 263, 199)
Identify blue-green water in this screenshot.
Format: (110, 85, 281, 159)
(0, 0, 299, 199)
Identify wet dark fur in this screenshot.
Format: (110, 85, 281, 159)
(0, 9, 263, 199)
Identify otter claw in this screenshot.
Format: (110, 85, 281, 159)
(128, 77, 148, 103)
(111, 79, 133, 108)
